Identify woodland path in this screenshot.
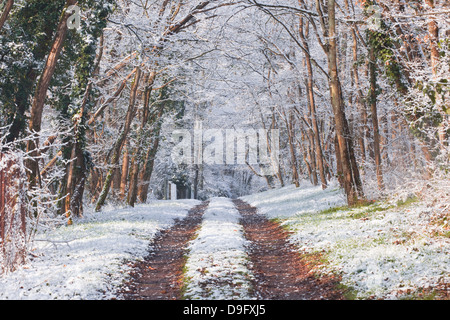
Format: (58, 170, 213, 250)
(119, 199, 344, 300)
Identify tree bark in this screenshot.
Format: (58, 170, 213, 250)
(128, 71, 156, 206)
(351, 28, 367, 168)
(299, 17, 327, 189)
(95, 68, 142, 211)
(327, 0, 361, 205)
(138, 106, 164, 203)
(0, 0, 13, 31)
(299, 128, 313, 181)
(425, 0, 440, 75)
(368, 41, 385, 191)
(26, 0, 77, 188)
(119, 144, 130, 200)
(334, 133, 344, 188)
(287, 110, 300, 187)
(307, 128, 318, 186)
(64, 140, 87, 222)
(138, 131, 162, 203)
(424, 0, 447, 151)
(64, 32, 106, 220)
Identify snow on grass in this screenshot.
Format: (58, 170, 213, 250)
(241, 180, 346, 219)
(183, 198, 255, 300)
(241, 182, 450, 299)
(0, 199, 200, 300)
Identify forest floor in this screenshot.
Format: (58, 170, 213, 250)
(120, 201, 209, 300)
(1, 181, 448, 300)
(119, 198, 344, 300)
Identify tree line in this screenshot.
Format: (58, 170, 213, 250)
(0, 0, 448, 225)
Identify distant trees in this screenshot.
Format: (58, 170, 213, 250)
(241, 0, 448, 200)
(0, 0, 448, 228)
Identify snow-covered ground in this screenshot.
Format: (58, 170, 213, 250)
(1, 181, 448, 300)
(0, 200, 199, 300)
(242, 181, 450, 299)
(183, 197, 254, 300)
(241, 180, 346, 219)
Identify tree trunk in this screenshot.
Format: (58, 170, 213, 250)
(307, 129, 318, 186)
(424, 0, 447, 151)
(327, 0, 361, 206)
(26, 0, 77, 188)
(287, 110, 300, 187)
(0, 0, 14, 31)
(111, 166, 121, 194)
(64, 32, 105, 220)
(119, 145, 130, 200)
(368, 42, 384, 191)
(128, 71, 156, 207)
(193, 164, 199, 200)
(64, 140, 87, 222)
(138, 131, 162, 203)
(271, 111, 284, 187)
(300, 128, 313, 181)
(299, 17, 327, 189)
(137, 104, 165, 203)
(334, 133, 344, 188)
(95, 68, 142, 211)
(351, 28, 367, 169)
(425, 0, 439, 75)
(6, 69, 37, 144)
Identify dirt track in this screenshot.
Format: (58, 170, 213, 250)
(234, 199, 343, 300)
(120, 201, 209, 300)
(118, 199, 343, 300)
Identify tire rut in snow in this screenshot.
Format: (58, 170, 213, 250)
(234, 199, 344, 300)
(119, 201, 209, 300)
